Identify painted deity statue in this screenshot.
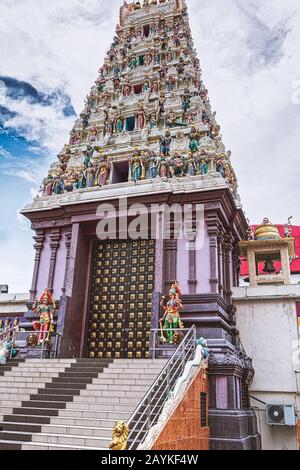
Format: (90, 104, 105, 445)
(135, 105, 146, 130)
(160, 282, 184, 345)
(160, 131, 172, 156)
(32, 289, 55, 344)
(147, 152, 160, 179)
(130, 152, 145, 182)
(115, 113, 125, 133)
(96, 158, 111, 187)
(189, 126, 200, 153)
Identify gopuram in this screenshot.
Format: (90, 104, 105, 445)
(21, 0, 261, 450)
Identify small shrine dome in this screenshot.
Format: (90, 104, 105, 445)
(255, 218, 281, 241)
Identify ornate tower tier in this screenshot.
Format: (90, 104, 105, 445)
(22, 0, 260, 450)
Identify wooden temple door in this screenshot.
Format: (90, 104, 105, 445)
(86, 239, 155, 359)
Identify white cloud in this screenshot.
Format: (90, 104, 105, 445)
(0, 145, 12, 159)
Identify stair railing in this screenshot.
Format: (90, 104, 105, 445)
(127, 325, 197, 450)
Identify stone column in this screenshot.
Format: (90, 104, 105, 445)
(224, 237, 233, 302)
(62, 229, 73, 294)
(207, 222, 220, 294)
(47, 228, 61, 292)
(281, 247, 291, 285)
(217, 233, 224, 296)
(29, 229, 45, 302)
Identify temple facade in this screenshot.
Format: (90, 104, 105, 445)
(21, 0, 260, 450)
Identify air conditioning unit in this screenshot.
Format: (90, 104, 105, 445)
(266, 404, 297, 426)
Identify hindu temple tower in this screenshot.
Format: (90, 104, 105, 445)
(21, 0, 260, 450)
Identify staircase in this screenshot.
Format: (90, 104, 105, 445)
(0, 358, 167, 450)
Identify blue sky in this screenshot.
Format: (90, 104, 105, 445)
(0, 0, 300, 292)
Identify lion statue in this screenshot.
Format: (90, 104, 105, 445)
(109, 421, 129, 451)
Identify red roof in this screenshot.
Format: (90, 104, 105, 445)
(240, 225, 300, 276)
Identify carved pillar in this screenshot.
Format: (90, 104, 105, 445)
(224, 237, 233, 302)
(30, 229, 45, 302)
(207, 222, 220, 294)
(62, 229, 73, 294)
(47, 228, 61, 293)
(217, 233, 224, 296)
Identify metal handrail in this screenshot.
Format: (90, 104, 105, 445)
(127, 325, 197, 450)
(0, 329, 61, 360)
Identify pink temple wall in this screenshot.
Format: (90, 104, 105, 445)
(195, 224, 211, 294)
(176, 224, 211, 295)
(176, 237, 190, 294)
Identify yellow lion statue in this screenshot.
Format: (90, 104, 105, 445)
(109, 421, 129, 451)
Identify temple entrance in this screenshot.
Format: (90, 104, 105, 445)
(86, 239, 155, 359)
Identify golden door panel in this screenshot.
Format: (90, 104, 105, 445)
(87, 239, 155, 358)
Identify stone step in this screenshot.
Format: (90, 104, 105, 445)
(65, 401, 137, 412)
(103, 368, 165, 375)
(29, 394, 75, 403)
(12, 407, 60, 417)
(0, 382, 52, 389)
(91, 373, 158, 381)
(1, 375, 59, 381)
(72, 390, 144, 401)
(57, 409, 130, 421)
(5, 414, 116, 429)
(37, 388, 82, 396)
(21, 441, 104, 451)
(58, 372, 100, 379)
(52, 377, 94, 385)
(0, 440, 22, 450)
(65, 367, 106, 374)
(21, 400, 67, 409)
(41, 424, 111, 438)
(31, 432, 111, 448)
(85, 379, 155, 388)
(45, 382, 87, 390)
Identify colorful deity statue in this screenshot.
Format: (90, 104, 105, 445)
(96, 158, 111, 187)
(145, 51, 153, 66)
(159, 157, 168, 178)
(89, 126, 98, 142)
(123, 81, 132, 97)
(129, 55, 137, 69)
(147, 152, 160, 179)
(84, 166, 95, 188)
(166, 111, 177, 128)
(189, 126, 200, 153)
(148, 114, 157, 129)
(32, 289, 56, 345)
(200, 151, 209, 175)
(143, 77, 150, 93)
(42, 172, 54, 196)
(135, 105, 146, 130)
(151, 80, 160, 95)
(130, 151, 145, 182)
(83, 146, 94, 168)
(160, 131, 172, 156)
(160, 282, 184, 345)
(115, 112, 125, 133)
(166, 76, 176, 92)
(156, 97, 165, 123)
(187, 153, 197, 176)
(182, 88, 191, 113)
